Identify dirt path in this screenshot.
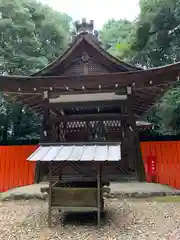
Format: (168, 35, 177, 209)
(0, 198, 180, 240)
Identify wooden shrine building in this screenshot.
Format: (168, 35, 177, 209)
(0, 19, 180, 184)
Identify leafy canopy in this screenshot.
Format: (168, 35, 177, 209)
(0, 0, 72, 141)
(0, 0, 72, 75)
(100, 0, 180, 135)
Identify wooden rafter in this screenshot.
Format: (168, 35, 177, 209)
(0, 66, 178, 93)
(0, 57, 179, 117)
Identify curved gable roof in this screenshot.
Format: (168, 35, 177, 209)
(32, 33, 142, 76)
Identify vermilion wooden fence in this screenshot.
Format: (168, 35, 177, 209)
(141, 141, 180, 189)
(1, 142, 180, 192)
(0, 146, 37, 192)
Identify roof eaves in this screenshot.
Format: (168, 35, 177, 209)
(84, 35, 142, 71)
(31, 35, 85, 77)
(31, 33, 142, 76)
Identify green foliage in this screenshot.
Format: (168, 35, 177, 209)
(100, 19, 134, 61)
(0, 0, 71, 141)
(153, 85, 180, 135)
(131, 0, 179, 67)
(100, 0, 180, 136)
(133, 0, 180, 135)
(0, 98, 41, 141)
(0, 0, 72, 75)
(100, 0, 180, 68)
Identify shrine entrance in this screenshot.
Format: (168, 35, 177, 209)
(36, 89, 142, 183)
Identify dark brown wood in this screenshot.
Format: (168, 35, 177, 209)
(49, 113, 128, 122)
(49, 88, 128, 96)
(2, 73, 177, 116)
(127, 95, 146, 181)
(0, 70, 177, 93)
(68, 162, 97, 179)
(47, 161, 108, 227)
(3, 83, 176, 117)
(35, 91, 49, 183)
(135, 131, 146, 181)
(48, 162, 52, 228)
(5, 93, 158, 116)
(34, 162, 41, 183)
(31, 34, 141, 77)
(40, 141, 121, 146)
(97, 163, 101, 228)
(42, 91, 50, 141)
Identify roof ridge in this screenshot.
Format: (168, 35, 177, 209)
(31, 33, 141, 76)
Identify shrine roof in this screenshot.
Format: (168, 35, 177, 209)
(31, 32, 141, 77)
(0, 19, 180, 116)
(1, 61, 180, 116)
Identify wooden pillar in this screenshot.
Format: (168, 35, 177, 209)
(42, 89, 50, 186)
(42, 90, 50, 142)
(34, 163, 41, 183)
(126, 86, 145, 181)
(97, 163, 101, 228)
(48, 162, 52, 228)
(134, 131, 145, 181)
(35, 91, 50, 183)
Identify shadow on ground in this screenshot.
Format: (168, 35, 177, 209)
(54, 211, 110, 227)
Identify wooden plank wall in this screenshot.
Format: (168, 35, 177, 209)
(141, 141, 180, 189)
(0, 146, 37, 192)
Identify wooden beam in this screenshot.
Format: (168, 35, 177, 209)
(34, 162, 41, 183)
(41, 91, 49, 141)
(0, 66, 178, 93)
(40, 141, 121, 146)
(30, 104, 43, 111)
(49, 100, 125, 109)
(48, 162, 52, 228)
(4, 91, 41, 96)
(2, 81, 167, 117)
(49, 113, 127, 122)
(49, 92, 127, 103)
(49, 88, 127, 97)
(97, 163, 101, 228)
(20, 95, 41, 102)
(127, 95, 146, 181)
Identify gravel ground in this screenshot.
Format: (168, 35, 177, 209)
(0, 198, 180, 240)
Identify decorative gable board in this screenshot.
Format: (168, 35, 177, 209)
(63, 58, 109, 76)
(33, 34, 140, 77)
(87, 59, 109, 73)
(63, 60, 84, 75)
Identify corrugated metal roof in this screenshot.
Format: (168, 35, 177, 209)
(27, 144, 121, 162)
